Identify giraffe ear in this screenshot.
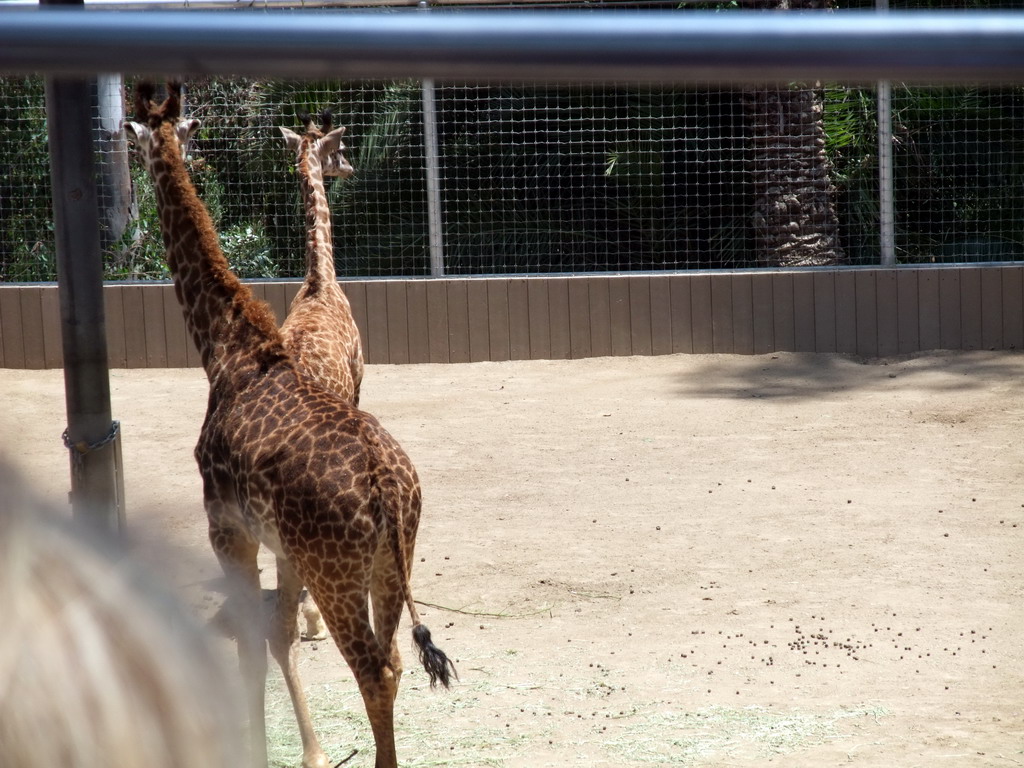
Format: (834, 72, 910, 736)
(279, 126, 302, 152)
(320, 126, 347, 154)
(176, 118, 201, 145)
(321, 126, 354, 178)
(122, 121, 147, 146)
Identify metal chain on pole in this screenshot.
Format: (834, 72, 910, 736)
(62, 420, 121, 480)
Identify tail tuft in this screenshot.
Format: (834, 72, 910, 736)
(412, 623, 457, 689)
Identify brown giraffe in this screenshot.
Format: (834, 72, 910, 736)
(279, 109, 364, 407)
(124, 82, 454, 768)
(279, 111, 365, 642)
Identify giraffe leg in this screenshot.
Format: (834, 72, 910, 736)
(209, 521, 267, 768)
(319, 597, 400, 768)
(269, 559, 331, 768)
(371, 544, 409, 697)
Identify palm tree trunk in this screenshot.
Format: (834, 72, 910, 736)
(743, 0, 846, 267)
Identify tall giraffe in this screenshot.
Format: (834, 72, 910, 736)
(280, 110, 364, 407)
(124, 82, 454, 768)
(279, 112, 364, 642)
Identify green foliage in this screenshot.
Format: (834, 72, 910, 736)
(0, 77, 55, 282)
(823, 86, 882, 264)
(220, 220, 277, 278)
(182, 78, 429, 278)
(104, 165, 169, 280)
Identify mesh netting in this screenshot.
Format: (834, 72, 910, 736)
(0, 0, 1021, 281)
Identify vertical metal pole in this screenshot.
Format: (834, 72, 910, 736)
(877, 0, 896, 266)
(43, 0, 122, 532)
(422, 79, 445, 277)
(419, 0, 445, 277)
(94, 73, 133, 253)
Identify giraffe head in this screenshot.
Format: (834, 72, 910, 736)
(280, 110, 354, 179)
(123, 81, 200, 170)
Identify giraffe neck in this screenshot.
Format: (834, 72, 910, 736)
(151, 122, 284, 381)
(298, 148, 337, 295)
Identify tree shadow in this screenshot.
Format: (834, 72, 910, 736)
(671, 350, 1024, 402)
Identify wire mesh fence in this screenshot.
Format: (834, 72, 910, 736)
(1, 0, 1022, 282)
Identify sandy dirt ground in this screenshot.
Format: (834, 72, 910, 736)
(2, 351, 1023, 768)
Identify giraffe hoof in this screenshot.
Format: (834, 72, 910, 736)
(300, 606, 329, 640)
(300, 591, 329, 640)
(207, 600, 238, 639)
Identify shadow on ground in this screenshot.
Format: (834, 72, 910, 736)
(670, 350, 1024, 401)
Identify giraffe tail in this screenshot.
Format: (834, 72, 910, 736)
(412, 623, 457, 689)
(376, 464, 457, 689)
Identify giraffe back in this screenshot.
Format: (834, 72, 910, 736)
(281, 284, 364, 405)
(196, 361, 416, 565)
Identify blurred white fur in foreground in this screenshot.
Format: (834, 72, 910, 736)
(0, 461, 244, 768)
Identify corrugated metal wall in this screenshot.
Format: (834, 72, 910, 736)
(1, 267, 1022, 369)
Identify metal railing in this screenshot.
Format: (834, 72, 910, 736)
(1, 10, 1023, 82)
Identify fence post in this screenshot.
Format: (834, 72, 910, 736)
(93, 73, 133, 254)
(419, 0, 445, 277)
(877, 0, 896, 266)
(42, 0, 123, 533)
(422, 78, 445, 277)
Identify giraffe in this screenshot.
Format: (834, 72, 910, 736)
(279, 109, 364, 407)
(279, 110, 364, 642)
(124, 81, 455, 768)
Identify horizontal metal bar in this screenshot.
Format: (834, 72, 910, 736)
(1, 0, 697, 7)
(0, 0, 704, 6)
(0, 10, 1022, 84)
(5, 0, 399, 6)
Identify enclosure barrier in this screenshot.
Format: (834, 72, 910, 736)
(2, 265, 1022, 369)
(1, 10, 1024, 83)
(3, 7, 1022, 532)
